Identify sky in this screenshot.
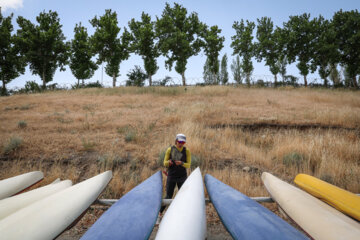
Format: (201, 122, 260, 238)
(1, 0, 359, 88)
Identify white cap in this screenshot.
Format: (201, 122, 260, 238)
(176, 134, 186, 142)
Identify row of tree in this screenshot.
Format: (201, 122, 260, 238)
(1, 3, 360, 95)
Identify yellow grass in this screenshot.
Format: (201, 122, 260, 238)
(1, 86, 360, 197)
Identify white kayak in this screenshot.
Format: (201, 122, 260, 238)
(0, 180, 72, 220)
(261, 172, 360, 240)
(156, 167, 206, 240)
(0, 171, 44, 200)
(0, 171, 112, 240)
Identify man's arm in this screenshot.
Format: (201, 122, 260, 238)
(182, 149, 191, 169)
(163, 147, 172, 167)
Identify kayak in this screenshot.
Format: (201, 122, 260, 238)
(0, 171, 112, 240)
(0, 171, 44, 200)
(205, 174, 308, 239)
(0, 180, 72, 220)
(156, 167, 206, 240)
(81, 171, 162, 240)
(262, 172, 360, 240)
(294, 173, 360, 221)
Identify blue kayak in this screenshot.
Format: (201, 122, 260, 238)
(81, 171, 162, 240)
(205, 174, 308, 240)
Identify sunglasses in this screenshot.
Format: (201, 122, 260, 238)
(178, 141, 185, 144)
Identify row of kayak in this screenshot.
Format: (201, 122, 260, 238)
(0, 169, 359, 239)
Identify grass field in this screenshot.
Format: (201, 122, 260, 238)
(1, 86, 360, 237)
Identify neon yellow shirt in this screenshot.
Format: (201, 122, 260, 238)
(163, 146, 191, 168)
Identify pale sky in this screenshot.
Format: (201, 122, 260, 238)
(1, 0, 359, 88)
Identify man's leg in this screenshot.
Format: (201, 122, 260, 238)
(160, 177, 176, 213)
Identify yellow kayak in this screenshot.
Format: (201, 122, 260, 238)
(294, 173, 360, 221)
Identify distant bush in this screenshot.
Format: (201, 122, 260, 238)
(3, 136, 23, 154)
(126, 66, 147, 87)
(282, 152, 305, 168)
(24, 81, 42, 93)
(72, 81, 103, 89)
(17, 120, 27, 129)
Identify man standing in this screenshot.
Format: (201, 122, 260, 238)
(160, 133, 191, 214)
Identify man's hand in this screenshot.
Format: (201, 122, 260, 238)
(169, 160, 173, 166)
(175, 160, 182, 166)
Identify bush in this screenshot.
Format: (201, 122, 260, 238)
(3, 136, 23, 154)
(282, 152, 305, 169)
(126, 66, 147, 87)
(17, 120, 27, 129)
(72, 81, 103, 89)
(24, 81, 42, 93)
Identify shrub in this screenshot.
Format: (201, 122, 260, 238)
(3, 136, 23, 154)
(17, 120, 27, 129)
(81, 138, 96, 151)
(282, 152, 305, 169)
(126, 66, 147, 87)
(24, 81, 42, 93)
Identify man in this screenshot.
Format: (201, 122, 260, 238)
(160, 133, 191, 214)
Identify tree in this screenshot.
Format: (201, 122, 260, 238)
(16, 10, 68, 89)
(283, 14, 317, 87)
(202, 25, 224, 82)
(203, 58, 217, 85)
(126, 65, 147, 87)
(219, 54, 229, 85)
(129, 12, 159, 86)
(156, 2, 205, 86)
(90, 9, 132, 87)
(255, 17, 281, 85)
(0, 12, 26, 95)
(332, 9, 360, 88)
(312, 16, 339, 87)
(231, 55, 243, 84)
(70, 23, 98, 86)
(231, 20, 255, 86)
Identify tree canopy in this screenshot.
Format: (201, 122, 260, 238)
(0, 12, 26, 95)
(70, 23, 98, 86)
(156, 2, 205, 86)
(16, 10, 68, 88)
(90, 9, 132, 87)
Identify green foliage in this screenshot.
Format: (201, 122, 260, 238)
(231, 55, 243, 84)
(70, 23, 98, 86)
(153, 76, 172, 86)
(156, 2, 206, 85)
(332, 9, 360, 88)
(72, 81, 103, 89)
(90, 9, 132, 87)
(126, 66, 147, 87)
(3, 136, 23, 154)
(231, 20, 255, 86)
(255, 17, 281, 84)
(203, 58, 218, 85)
(129, 12, 159, 86)
(283, 14, 317, 87)
(282, 152, 305, 169)
(202, 25, 224, 80)
(17, 120, 27, 129)
(16, 10, 69, 89)
(219, 54, 229, 85)
(0, 12, 26, 94)
(24, 81, 41, 93)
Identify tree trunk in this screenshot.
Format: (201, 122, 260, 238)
(304, 75, 307, 87)
(82, 79, 85, 86)
(274, 74, 278, 87)
(42, 71, 46, 89)
(1, 80, 6, 95)
(149, 75, 152, 86)
(352, 76, 359, 88)
(112, 73, 116, 88)
(181, 72, 186, 86)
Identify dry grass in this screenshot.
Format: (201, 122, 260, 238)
(1, 86, 360, 197)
